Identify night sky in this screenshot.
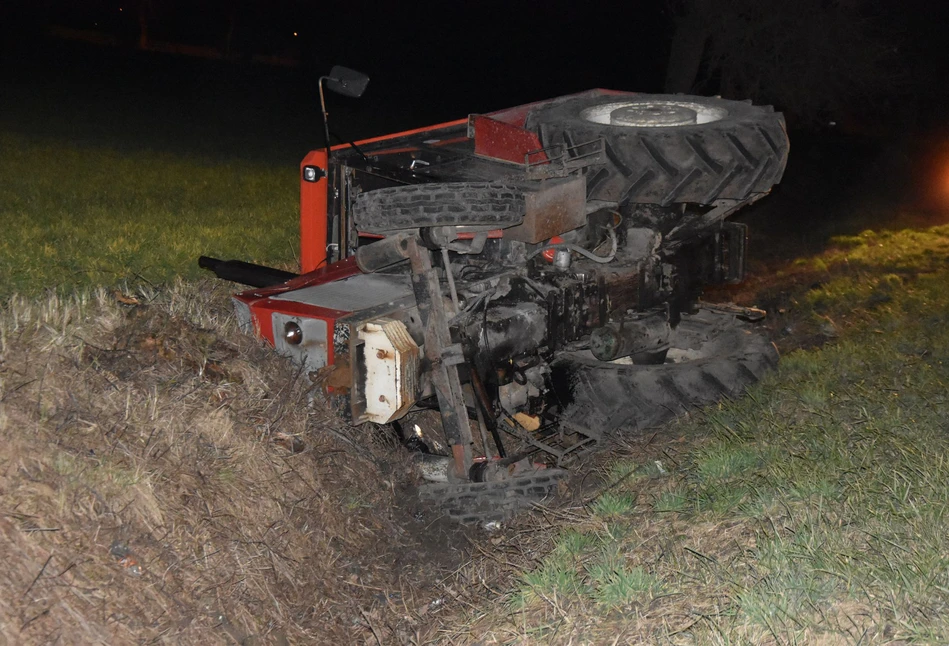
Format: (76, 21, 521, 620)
(2, 1, 669, 102)
(1, 0, 948, 156)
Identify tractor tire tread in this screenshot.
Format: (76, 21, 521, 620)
(354, 182, 526, 232)
(553, 309, 778, 435)
(526, 94, 789, 206)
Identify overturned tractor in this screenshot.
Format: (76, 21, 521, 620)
(202, 67, 788, 522)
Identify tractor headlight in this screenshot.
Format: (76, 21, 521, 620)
(284, 321, 303, 345)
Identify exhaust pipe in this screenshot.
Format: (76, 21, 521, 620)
(198, 256, 298, 288)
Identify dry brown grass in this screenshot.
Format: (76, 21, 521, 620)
(0, 280, 476, 645)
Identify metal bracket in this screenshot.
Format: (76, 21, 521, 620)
(500, 414, 602, 467)
(525, 138, 605, 180)
(400, 235, 475, 479)
(665, 193, 765, 248)
(441, 344, 466, 366)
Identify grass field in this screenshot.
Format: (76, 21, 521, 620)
(5, 114, 949, 642)
(0, 131, 299, 299)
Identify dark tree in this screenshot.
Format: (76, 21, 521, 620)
(663, 0, 904, 127)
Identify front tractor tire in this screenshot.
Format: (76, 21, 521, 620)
(553, 308, 778, 435)
(353, 182, 526, 233)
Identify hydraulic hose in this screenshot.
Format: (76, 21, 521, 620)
(528, 225, 618, 264)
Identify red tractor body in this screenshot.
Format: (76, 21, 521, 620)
(206, 74, 789, 522)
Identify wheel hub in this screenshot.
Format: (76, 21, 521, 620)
(580, 100, 728, 127)
(610, 103, 698, 127)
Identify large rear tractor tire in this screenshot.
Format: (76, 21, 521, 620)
(526, 94, 789, 206)
(552, 308, 778, 435)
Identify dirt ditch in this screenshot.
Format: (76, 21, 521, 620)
(0, 281, 521, 644)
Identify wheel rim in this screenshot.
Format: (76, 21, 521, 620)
(580, 100, 728, 127)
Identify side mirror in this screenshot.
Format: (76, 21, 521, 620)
(325, 65, 369, 98)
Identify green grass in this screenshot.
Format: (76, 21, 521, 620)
(0, 131, 299, 298)
(482, 224, 949, 643)
(586, 544, 662, 609)
(590, 491, 637, 519)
